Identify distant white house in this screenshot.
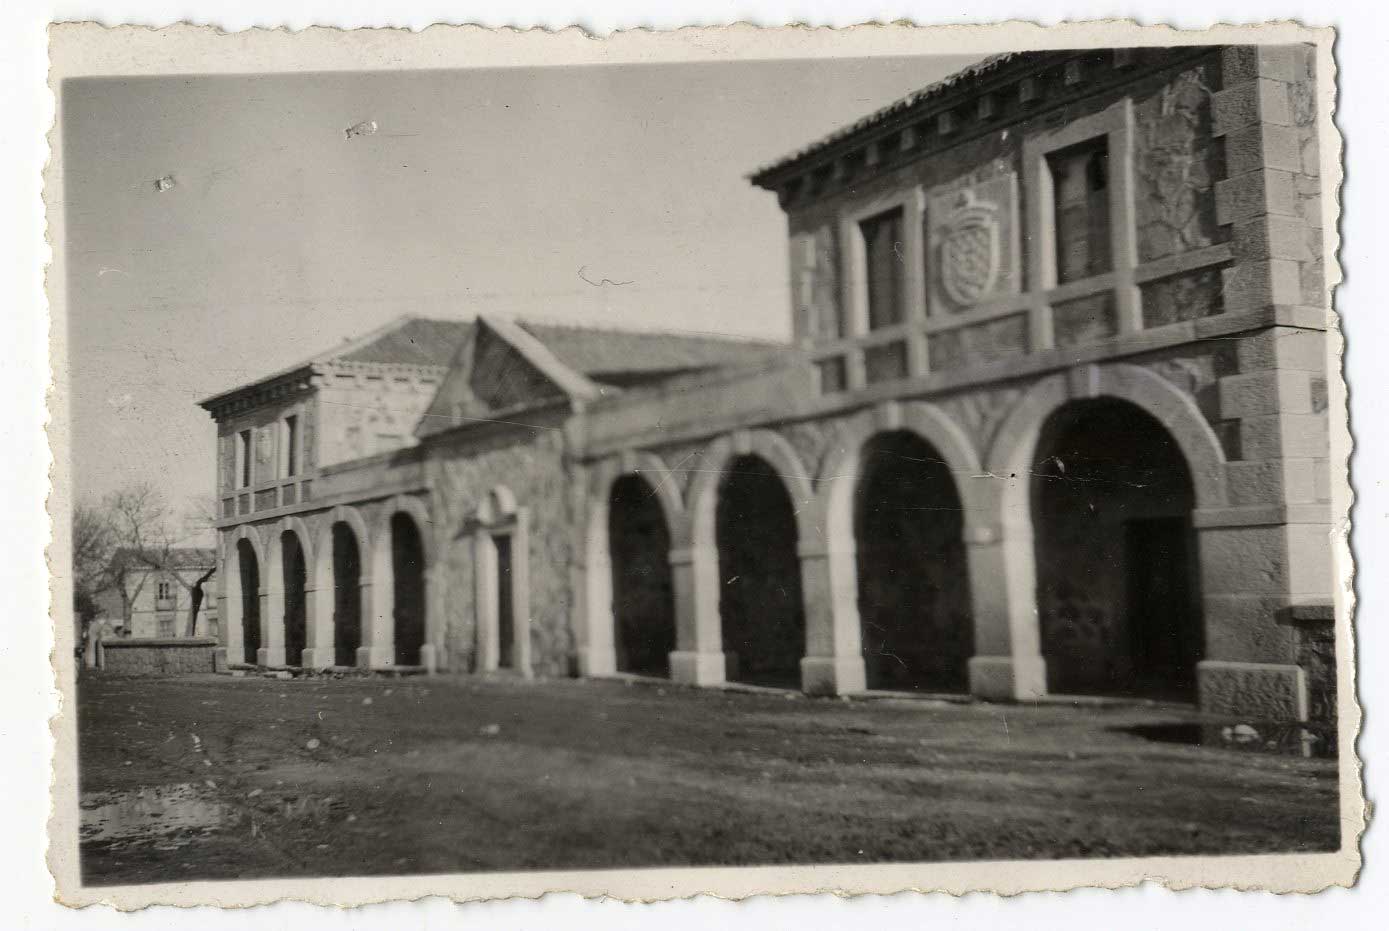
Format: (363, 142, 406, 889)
(102, 547, 219, 640)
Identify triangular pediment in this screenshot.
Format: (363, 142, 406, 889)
(414, 317, 598, 437)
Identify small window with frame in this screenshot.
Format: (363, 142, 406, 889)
(283, 414, 299, 477)
(859, 207, 907, 330)
(1047, 137, 1112, 283)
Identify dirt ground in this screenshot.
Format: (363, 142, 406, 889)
(75, 673, 1340, 885)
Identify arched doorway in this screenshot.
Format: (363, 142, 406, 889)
(1031, 398, 1202, 699)
(715, 455, 805, 687)
(332, 522, 362, 666)
(608, 474, 676, 676)
(391, 513, 426, 666)
(855, 431, 973, 692)
(280, 530, 307, 666)
(237, 539, 261, 664)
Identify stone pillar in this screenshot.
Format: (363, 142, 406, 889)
(577, 549, 617, 677)
(797, 541, 865, 696)
(1198, 44, 1329, 721)
(256, 588, 281, 667)
(299, 586, 333, 670)
(357, 575, 394, 669)
(964, 481, 1048, 701)
(419, 565, 443, 673)
(668, 545, 727, 686)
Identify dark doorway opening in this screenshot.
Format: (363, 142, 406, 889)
(280, 532, 307, 667)
(855, 431, 973, 692)
(715, 455, 805, 688)
(1031, 398, 1202, 699)
(609, 475, 676, 677)
(332, 522, 362, 667)
(237, 539, 261, 664)
(495, 534, 514, 669)
(1124, 516, 1201, 698)
(391, 513, 426, 666)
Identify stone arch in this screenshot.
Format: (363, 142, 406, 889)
(222, 524, 265, 665)
(687, 429, 815, 552)
(367, 495, 434, 668)
(810, 401, 982, 693)
(582, 452, 684, 678)
(309, 505, 371, 668)
(264, 516, 314, 666)
(986, 365, 1227, 511)
(980, 363, 1228, 700)
(683, 430, 813, 687)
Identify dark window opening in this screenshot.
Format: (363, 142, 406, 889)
(861, 208, 906, 330)
(1049, 138, 1112, 283)
(284, 415, 299, 477)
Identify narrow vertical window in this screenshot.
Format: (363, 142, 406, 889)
(238, 429, 252, 488)
(860, 207, 906, 330)
(1049, 138, 1111, 283)
(284, 415, 299, 477)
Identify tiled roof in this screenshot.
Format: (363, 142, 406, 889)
(748, 52, 1021, 186)
(331, 316, 780, 380)
(109, 547, 217, 571)
(519, 320, 778, 378)
(335, 317, 471, 368)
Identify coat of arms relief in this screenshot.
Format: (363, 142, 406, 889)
(928, 172, 1021, 313)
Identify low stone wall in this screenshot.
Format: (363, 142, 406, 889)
(98, 637, 224, 676)
(1282, 604, 1337, 724)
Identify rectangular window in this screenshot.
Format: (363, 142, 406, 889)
(1049, 138, 1111, 283)
(815, 356, 847, 394)
(157, 581, 172, 600)
(238, 429, 252, 487)
(860, 208, 906, 330)
(284, 415, 299, 477)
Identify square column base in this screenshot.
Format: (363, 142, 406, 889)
(1198, 660, 1308, 721)
(299, 647, 333, 670)
(969, 655, 1048, 701)
(255, 647, 284, 668)
(800, 656, 866, 696)
(575, 645, 617, 678)
(212, 648, 228, 673)
(356, 645, 395, 669)
(419, 644, 440, 673)
(669, 650, 728, 687)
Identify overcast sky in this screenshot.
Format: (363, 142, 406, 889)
(61, 55, 976, 520)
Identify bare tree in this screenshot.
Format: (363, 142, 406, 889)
(104, 483, 175, 631)
(179, 494, 219, 637)
(71, 501, 115, 644)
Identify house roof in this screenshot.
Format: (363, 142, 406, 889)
(202, 313, 784, 417)
(325, 315, 779, 381)
(748, 52, 1021, 187)
(335, 317, 473, 368)
(108, 547, 218, 572)
(518, 320, 778, 379)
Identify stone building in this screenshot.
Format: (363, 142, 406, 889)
(203, 44, 1332, 721)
